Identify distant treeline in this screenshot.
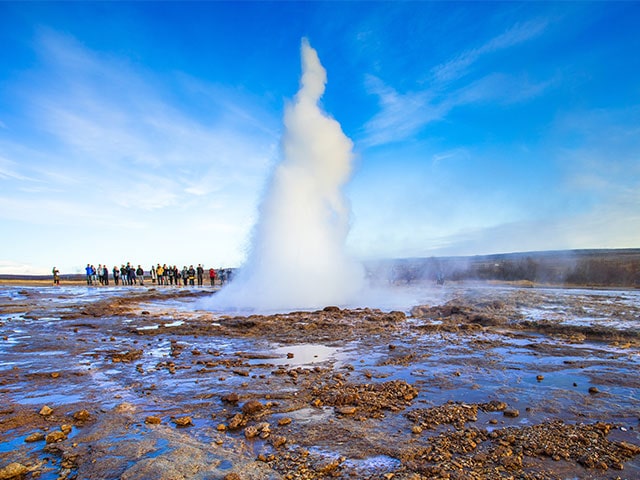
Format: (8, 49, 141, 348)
(366, 249, 640, 288)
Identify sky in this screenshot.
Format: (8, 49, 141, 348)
(0, 1, 639, 275)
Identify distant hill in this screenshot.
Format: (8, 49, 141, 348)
(364, 248, 640, 287)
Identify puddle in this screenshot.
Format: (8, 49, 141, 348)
(266, 344, 339, 366)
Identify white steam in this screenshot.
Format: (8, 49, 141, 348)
(207, 38, 364, 312)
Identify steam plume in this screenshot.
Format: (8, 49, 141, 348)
(208, 38, 364, 312)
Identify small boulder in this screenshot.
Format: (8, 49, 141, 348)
(45, 430, 67, 443)
(172, 416, 193, 427)
(145, 416, 162, 425)
(39, 405, 53, 416)
(242, 400, 264, 415)
(0, 462, 28, 480)
(25, 432, 45, 443)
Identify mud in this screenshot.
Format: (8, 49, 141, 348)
(1, 284, 639, 479)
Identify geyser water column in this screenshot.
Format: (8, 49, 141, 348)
(210, 38, 364, 312)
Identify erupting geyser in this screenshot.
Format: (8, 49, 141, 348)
(207, 38, 364, 312)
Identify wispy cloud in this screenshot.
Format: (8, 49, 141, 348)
(431, 18, 550, 84)
(361, 17, 553, 147)
(19, 31, 273, 172)
(0, 27, 280, 271)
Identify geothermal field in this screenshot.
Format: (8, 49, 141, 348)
(0, 283, 639, 479)
(2, 40, 639, 480)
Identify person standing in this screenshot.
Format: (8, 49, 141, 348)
(197, 264, 204, 286)
(113, 265, 120, 286)
(127, 263, 136, 286)
(136, 265, 144, 286)
(52, 267, 60, 286)
(181, 266, 188, 286)
(173, 266, 180, 286)
(85, 264, 92, 285)
(209, 267, 216, 286)
(150, 265, 157, 284)
(103, 265, 109, 286)
(188, 265, 196, 286)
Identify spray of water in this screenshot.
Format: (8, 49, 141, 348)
(206, 38, 365, 312)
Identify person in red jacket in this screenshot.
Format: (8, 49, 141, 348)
(208, 267, 216, 286)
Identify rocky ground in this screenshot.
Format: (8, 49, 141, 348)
(0, 285, 639, 479)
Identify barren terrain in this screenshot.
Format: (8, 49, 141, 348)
(1, 284, 639, 479)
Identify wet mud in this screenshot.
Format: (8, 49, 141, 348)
(1, 284, 639, 479)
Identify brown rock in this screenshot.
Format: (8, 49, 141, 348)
(336, 406, 357, 415)
(172, 416, 193, 427)
(39, 405, 53, 416)
(272, 435, 287, 448)
(221, 393, 239, 403)
(25, 432, 45, 443)
(228, 413, 245, 430)
(503, 408, 520, 418)
(278, 417, 292, 426)
(0, 462, 28, 480)
(73, 409, 91, 422)
(242, 400, 264, 415)
(60, 424, 72, 434)
(144, 416, 162, 425)
(45, 430, 67, 443)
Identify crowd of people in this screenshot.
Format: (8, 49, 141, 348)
(82, 263, 234, 287)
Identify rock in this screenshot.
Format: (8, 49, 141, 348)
(60, 424, 72, 434)
(228, 413, 245, 430)
(172, 416, 193, 427)
(536, 375, 544, 382)
(271, 435, 287, 448)
(25, 432, 45, 443)
(144, 416, 161, 425)
(278, 417, 292, 426)
(588, 387, 600, 394)
(221, 393, 239, 403)
(45, 430, 67, 443)
(336, 406, 357, 415)
(503, 408, 520, 418)
(73, 409, 91, 422)
(411, 425, 423, 434)
(0, 462, 28, 480)
(323, 306, 340, 312)
(39, 405, 53, 416)
(242, 400, 264, 415)
(244, 425, 259, 438)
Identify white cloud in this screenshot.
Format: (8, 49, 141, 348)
(431, 18, 550, 84)
(361, 18, 553, 147)
(0, 28, 282, 274)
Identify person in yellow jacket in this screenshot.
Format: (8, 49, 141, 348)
(156, 264, 164, 285)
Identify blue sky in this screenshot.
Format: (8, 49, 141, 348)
(1, 1, 639, 275)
